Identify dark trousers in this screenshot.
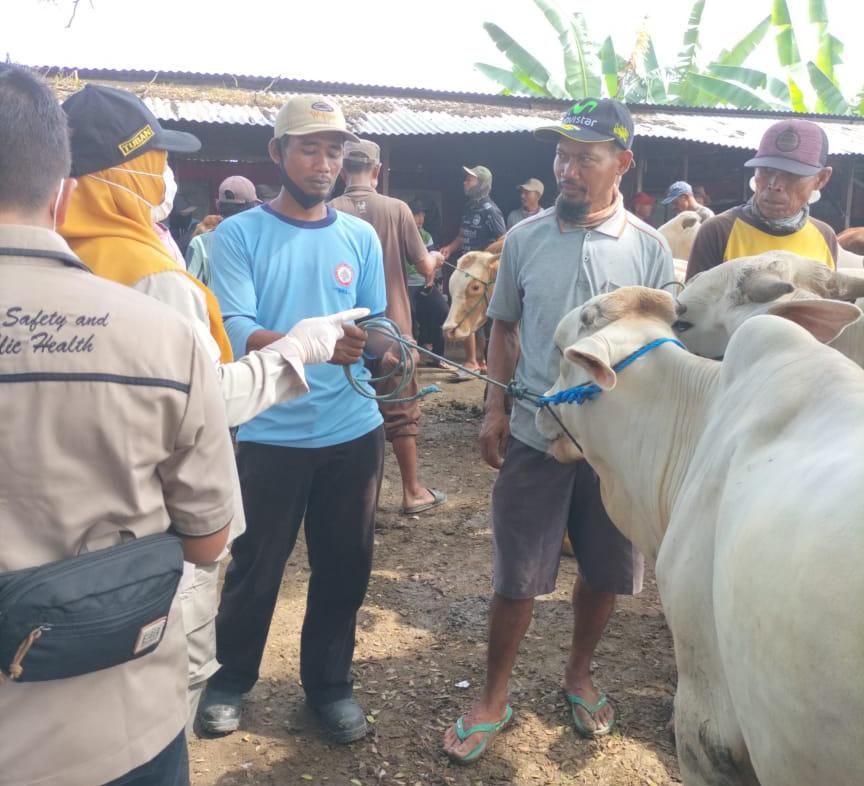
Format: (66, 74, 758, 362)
(414, 285, 449, 357)
(103, 732, 188, 786)
(211, 427, 385, 706)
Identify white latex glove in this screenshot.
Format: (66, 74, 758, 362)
(264, 308, 370, 365)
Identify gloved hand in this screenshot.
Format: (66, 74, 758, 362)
(265, 308, 370, 365)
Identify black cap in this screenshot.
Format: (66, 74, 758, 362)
(62, 84, 201, 177)
(534, 98, 634, 150)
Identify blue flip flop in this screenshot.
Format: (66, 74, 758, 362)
(565, 691, 615, 738)
(448, 704, 513, 764)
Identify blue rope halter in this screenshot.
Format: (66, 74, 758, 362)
(536, 337, 686, 407)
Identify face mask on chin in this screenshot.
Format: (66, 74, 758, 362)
(277, 164, 329, 210)
(151, 165, 177, 223)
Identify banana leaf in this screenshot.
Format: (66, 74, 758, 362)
(856, 84, 864, 116)
(808, 0, 828, 25)
(671, 0, 706, 105)
(814, 33, 843, 84)
(533, 1, 601, 98)
(714, 15, 771, 67)
(482, 22, 567, 98)
(474, 62, 549, 97)
(787, 75, 808, 112)
(685, 72, 775, 109)
(599, 36, 619, 99)
(706, 64, 768, 90)
(772, 0, 801, 67)
(643, 35, 668, 104)
(806, 62, 851, 114)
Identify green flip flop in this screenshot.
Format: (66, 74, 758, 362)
(565, 691, 615, 739)
(448, 704, 514, 764)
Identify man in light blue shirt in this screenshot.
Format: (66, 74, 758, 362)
(201, 95, 387, 744)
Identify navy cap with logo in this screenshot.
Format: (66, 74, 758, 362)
(534, 97, 634, 150)
(62, 84, 201, 177)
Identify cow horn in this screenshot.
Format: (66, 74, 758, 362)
(828, 269, 864, 302)
(742, 273, 794, 303)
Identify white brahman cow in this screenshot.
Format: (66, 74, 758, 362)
(658, 210, 702, 261)
(673, 251, 864, 364)
(536, 286, 864, 786)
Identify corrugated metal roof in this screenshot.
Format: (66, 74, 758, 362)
(46, 70, 864, 155)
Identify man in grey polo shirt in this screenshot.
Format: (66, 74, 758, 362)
(444, 98, 673, 764)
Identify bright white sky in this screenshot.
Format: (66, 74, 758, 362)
(5, 0, 862, 102)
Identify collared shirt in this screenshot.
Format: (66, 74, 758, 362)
(0, 225, 236, 786)
(461, 197, 505, 252)
(686, 204, 838, 280)
(506, 206, 542, 230)
(488, 206, 674, 451)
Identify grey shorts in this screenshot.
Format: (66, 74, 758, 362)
(492, 437, 644, 599)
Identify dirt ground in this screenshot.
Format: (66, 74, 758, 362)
(190, 366, 680, 786)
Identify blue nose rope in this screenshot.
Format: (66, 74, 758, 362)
(535, 338, 686, 407)
(345, 318, 684, 419)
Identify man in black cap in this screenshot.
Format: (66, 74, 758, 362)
(686, 118, 837, 280)
(443, 97, 673, 763)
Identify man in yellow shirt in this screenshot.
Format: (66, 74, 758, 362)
(686, 119, 837, 280)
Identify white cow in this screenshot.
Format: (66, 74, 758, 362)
(674, 251, 864, 364)
(658, 210, 702, 261)
(536, 286, 864, 786)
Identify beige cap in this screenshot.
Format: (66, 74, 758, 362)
(273, 94, 359, 141)
(344, 139, 380, 163)
(518, 177, 544, 196)
(463, 165, 492, 187)
(218, 175, 259, 204)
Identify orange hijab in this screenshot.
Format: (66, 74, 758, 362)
(62, 150, 233, 362)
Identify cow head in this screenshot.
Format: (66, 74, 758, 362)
(442, 251, 500, 340)
(674, 251, 864, 358)
(537, 287, 679, 463)
(658, 210, 703, 261)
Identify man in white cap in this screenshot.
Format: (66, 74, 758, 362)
(506, 177, 545, 229)
(202, 95, 387, 744)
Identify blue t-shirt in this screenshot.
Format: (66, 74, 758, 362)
(209, 204, 387, 448)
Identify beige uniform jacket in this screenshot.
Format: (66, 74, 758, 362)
(0, 226, 236, 786)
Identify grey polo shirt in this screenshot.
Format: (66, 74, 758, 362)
(487, 205, 674, 452)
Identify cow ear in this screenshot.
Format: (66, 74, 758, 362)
(766, 299, 861, 343)
(564, 339, 617, 390)
(489, 256, 500, 276)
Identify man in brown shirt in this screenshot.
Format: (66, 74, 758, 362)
(331, 140, 446, 514)
(0, 65, 236, 786)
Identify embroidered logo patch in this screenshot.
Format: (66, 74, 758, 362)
(335, 263, 354, 286)
(775, 129, 800, 152)
(311, 100, 335, 113)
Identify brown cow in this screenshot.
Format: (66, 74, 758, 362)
(441, 250, 500, 340)
(838, 226, 864, 256)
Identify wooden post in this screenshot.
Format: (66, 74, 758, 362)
(682, 152, 689, 182)
(844, 161, 855, 230)
(635, 157, 646, 192)
(379, 138, 391, 196)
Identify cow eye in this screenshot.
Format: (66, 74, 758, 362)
(672, 320, 693, 333)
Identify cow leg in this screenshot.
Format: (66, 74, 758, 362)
(674, 678, 760, 786)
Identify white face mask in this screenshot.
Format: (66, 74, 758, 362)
(87, 163, 177, 222)
(151, 165, 177, 223)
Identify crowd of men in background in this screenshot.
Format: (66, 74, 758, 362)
(0, 61, 845, 785)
